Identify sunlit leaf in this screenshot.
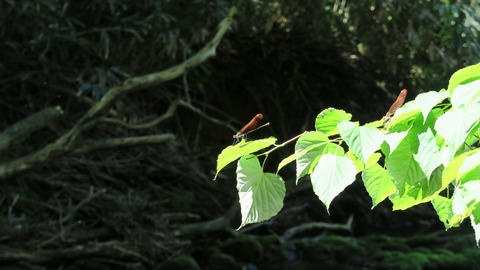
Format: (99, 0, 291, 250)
(386, 101, 420, 130)
(215, 137, 276, 180)
(389, 166, 443, 210)
(435, 104, 480, 153)
(295, 132, 343, 181)
(311, 154, 357, 213)
(448, 63, 480, 93)
(450, 80, 480, 110)
(471, 203, 480, 246)
(414, 90, 449, 122)
(277, 131, 328, 173)
(382, 130, 409, 156)
(315, 108, 352, 136)
(362, 163, 396, 209)
(236, 155, 286, 229)
(338, 121, 384, 164)
(431, 195, 465, 229)
(413, 128, 442, 179)
(443, 148, 480, 188)
(385, 131, 425, 193)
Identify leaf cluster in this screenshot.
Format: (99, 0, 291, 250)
(215, 63, 480, 243)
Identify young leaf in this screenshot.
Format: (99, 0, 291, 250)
(362, 163, 396, 209)
(315, 108, 352, 136)
(236, 155, 286, 229)
(310, 153, 357, 213)
(337, 121, 384, 164)
(215, 137, 277, 180)
(447, 62, 480, 93)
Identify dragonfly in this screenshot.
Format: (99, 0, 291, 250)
(232, 113, 270, 145)
(381, 89, 407, 123)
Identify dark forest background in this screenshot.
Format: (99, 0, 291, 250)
(1, 1, 480, 269)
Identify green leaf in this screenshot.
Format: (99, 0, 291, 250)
(389, 166, 443, 210)
(277, 131, 329, 173)
(346, 150, 362, 173)
(435, 104, 480, 155)
(447, 63, 480, 93)
(386, 101, 420, 130)
(450, 80, 480, 110)
(385, 131, 425, 193)
(432, 196, 452, 229)
(452, 188, 473, 215)
(382, 130, 409, 156)
(413, 128, 442, 179)
(365, 120, 384, 129)
(236, 155, 286, 229)
(414, 91, 449, 123)
(362, 163, 396, 209)
(215, 137, 277, 180)
(442, 148, 480, 188)
(295, 132, 343, 181)
(458, 151, 480, 183)
(464, 181, 480, 201)
(315, 108, 352, 136)
(471, 203, 480, 246)
(311, 153, 357, 213)
(338, 121, 384, 164)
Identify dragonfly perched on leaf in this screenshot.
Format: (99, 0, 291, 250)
(233, 113, 270, 145)
(381, 89, 407, 123)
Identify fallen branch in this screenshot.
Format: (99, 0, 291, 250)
(0, 106, 63, 152)
(283, 215, 354, 240)
(172, 203, 239, 236)
(0, 240, 151, 265)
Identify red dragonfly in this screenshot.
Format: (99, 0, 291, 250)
(382, 89, 407, 122)
(233, 113, 270, 144)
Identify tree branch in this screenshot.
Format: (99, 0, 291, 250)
(0, 7, 237, 179)
(72, 134, 175, 154)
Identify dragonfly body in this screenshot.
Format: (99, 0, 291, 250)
(234, 114, 263, 138)
(382, 89, 407, 122)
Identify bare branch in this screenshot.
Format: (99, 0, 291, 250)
(72, 134, 175, 154)
(99, 101, 178, 130)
